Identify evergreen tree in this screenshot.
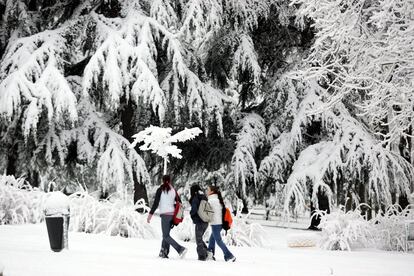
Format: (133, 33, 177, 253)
(0, 0, 412, 216)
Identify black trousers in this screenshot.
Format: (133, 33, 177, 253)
(195, 222, 208, 260)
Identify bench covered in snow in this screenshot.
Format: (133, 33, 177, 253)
(287, 233, 319, 248)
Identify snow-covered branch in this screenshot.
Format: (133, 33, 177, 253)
(231, 113, 266, 199)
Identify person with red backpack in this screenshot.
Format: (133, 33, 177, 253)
(147, 175, 187, 259)
(206, 185, 236, 262)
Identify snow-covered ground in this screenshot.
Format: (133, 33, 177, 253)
(0, 223, 413, 276)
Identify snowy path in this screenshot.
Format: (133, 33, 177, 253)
(0, 224, 413, 276)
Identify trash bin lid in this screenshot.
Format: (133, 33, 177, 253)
(44, 191, 70, 216)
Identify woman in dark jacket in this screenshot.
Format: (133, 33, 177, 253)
(189, 184, 213, 261)
(147, 175, 187, 259)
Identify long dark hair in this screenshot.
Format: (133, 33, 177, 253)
(161, 175, 172, 192)
(208, 185, 225, 208)
(189, 184, 202, 204)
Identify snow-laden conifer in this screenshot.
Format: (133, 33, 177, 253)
(260, 80, 414, 215)
(231, 113, 266, 199)
(293, 0, 414, 147)
(72, 97, 150, 197)
(0, 30, 77, 138)
(231, 34, 261, 85)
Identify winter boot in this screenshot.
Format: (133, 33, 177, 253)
(179, 248, 188, 259)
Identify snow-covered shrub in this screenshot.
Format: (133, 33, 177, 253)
(189, 214, 267, 248)
(0, 175, 45, 225)
(174, 215, 195, 242)
(372, 205, 414, 252)
(318, 207, 373, 251)
(222, 201, 267, 247)
(223, 216, 267, 247)
(69, 192, 156, 239)
(319, 205, 414, 252)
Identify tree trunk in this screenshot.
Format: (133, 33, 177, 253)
(358, 181, 369, 218)
(411, 126, 414, 167)
(133, 172, 148, 212)
(308, 186, 330, 230)
(410, 123, 414, 192)
(6, 143, 17, 176)
(398, 194, 409, 210)
(120, 98, 149, 207)
(236, 190, 249, 214)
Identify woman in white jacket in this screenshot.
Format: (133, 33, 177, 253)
(147, 175, 187, 259)
(207, 185, 236, 262)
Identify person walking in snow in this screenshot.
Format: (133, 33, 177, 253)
(147, 175, 187, 259)
(189, 184, 213, 261)
(207, 185, 236, 262)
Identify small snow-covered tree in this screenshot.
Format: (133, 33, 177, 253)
(130, 125, 202, 174)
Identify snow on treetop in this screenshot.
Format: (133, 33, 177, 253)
(44, 191, 70, 216)
(130, 126, 202, 159)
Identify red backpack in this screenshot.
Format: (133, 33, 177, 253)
(172, 190, 184, 226)
(222, 207, 233, 232)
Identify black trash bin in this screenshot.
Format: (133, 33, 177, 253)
(44, 191, 70, 252)
(45, 214, 69, 252)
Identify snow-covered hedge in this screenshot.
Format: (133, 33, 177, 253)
(174, 215, 195, 242)
(318, 207, 373, 251)
(222, 201, 268, 247)
(0, 175, 157, 239)
(223, 217, 267, 247)
(372, 205, 414, 251)
(0, 175, 46, 225)
(69, 192, 156, 239)
(319, 205, 414, 251)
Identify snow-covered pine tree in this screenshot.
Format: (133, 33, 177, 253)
(227, 6, 314, 208)
(259, 78, 414, 216)
(292, 0, 414, 163)
(0, 0, 271, 199)
(2, 0, 412, 216)
(229, 113, 266, 209)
